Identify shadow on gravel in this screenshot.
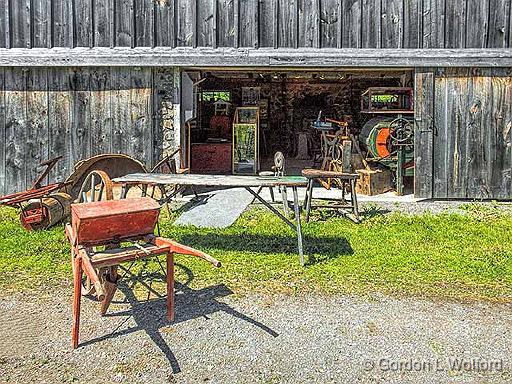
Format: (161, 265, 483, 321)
(178, 233, 354, 264)
(80, 263, 278, 374)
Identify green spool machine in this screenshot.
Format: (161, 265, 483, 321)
(359, 116, 415, 195)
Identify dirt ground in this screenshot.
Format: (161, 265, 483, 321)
(0, 281, 511, 384)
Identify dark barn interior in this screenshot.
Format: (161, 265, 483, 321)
(184, 69, 414, 188)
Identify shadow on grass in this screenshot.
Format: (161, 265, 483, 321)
(79, 263, 278, 374)
(178, 233, 354, 264)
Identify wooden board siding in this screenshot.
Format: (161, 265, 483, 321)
(0, 0, 510, 50)
(414, 69, 434, 198)
(416, 68, 512, 199)
(0, 67, 175, 194)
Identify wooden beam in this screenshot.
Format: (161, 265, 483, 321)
(0, 47, 510, 67)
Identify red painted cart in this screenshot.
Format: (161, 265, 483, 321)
(66, 197, 220, 348)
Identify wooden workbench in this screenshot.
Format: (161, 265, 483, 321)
(113, 173, 309, 265)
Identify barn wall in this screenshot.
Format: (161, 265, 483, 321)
(0, 67, 179, 195)
(415, 68, 512, 199)
(0, 0, 510, 49)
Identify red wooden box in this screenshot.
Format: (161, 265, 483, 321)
(191, 143, 232, 173)
(71, 197, 160, 247)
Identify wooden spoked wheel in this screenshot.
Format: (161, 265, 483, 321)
(76, 170, 114, 203)
(76, 170, 115, 296)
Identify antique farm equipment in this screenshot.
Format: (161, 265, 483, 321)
(0, 156, 72, 230)
(359, 116, 415, 195)
(232, 107, 260, 174)
(64, 154, 148, 201)
(359, 87, 415, 195)
(66, 197, 221, 348)
(312, 111, 363, 186)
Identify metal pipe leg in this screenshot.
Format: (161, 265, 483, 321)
(269, 187, 275, 202)
(120, 184, 128, 199)
(72, 256, 82, 349)
(350, 178, 360, 221)
(292, 187, 305, 266)
(281, 186, 289, 216)
(305, 179, 314, 223)
(166, 252, 175, 321)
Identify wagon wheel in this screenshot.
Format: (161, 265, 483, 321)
(76, 171, 114, 295)
(76, 170, 114, 203)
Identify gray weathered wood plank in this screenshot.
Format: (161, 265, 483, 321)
(447, 69, 471, 198)
(26, 68, 49, 187)
(444, 0, 465, 48)
(75, 0, 93, 47)
(381, 0, 403, 48)
(298, 0, 320, 48)
(70, 67, 91, 164)
(4, 68, 27, 192)
(422, 0, 444, 48)
(154, 0, 176, 47)
(403, 0, 421, 48)
(0, 47, 511, 67)
(491, 68, 512, 197)
(432, 68, 448, 198)
(32, 0, 51, 48)
(52, 0, 73, 47)
(465, 69, 491, 198)
(111, 67, 131, 154)
(176, 0, 196, 47)
(48, 68, 72, 182)
(113, 173, 310, 187)
(240, 0, 259, 47)
(129, 67, 153, 166)
(487, 0, 510, 48)
(342, 0, 362, 48)
(89, 67, 113, 154)
(414, 69, 434, 198)
(197, 0, 216, 47)
(135, 0, 155, 47)
(320, 0, 339, 48)
(0, 1, 9, 48)
(465, 0, 489, 48)
(10, 0, 31, 48)
(258, 0, 276, 47)
(218, 0, 235, 47)
(93, 0, 114, 47)
(361, 0, 381, 48)
(115, 0, 135, 47)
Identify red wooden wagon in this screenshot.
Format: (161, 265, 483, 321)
(66, 197, 220, 348)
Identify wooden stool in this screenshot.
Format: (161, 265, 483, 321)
(66, 197, 220, 349)
(301, 169, 360, 223)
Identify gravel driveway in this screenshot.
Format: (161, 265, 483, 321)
(0, 281, 510, 384)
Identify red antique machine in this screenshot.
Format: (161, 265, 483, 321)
(0, 156, 72, 230)
(66, 197, 220, 349)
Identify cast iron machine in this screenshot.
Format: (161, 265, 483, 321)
(359, 115, 414, 195)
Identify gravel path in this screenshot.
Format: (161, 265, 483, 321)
(1, 284, 511, 384)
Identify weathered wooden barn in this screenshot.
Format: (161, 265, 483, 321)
(0, 0, 511, 199)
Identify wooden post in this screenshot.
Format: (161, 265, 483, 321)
(166, 252, 174, 321)
(72, 256, 82, 349)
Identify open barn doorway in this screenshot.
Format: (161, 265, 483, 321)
(181, 69, 415, 196)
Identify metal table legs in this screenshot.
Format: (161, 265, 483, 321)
(246, 186, 305, 266)
(122, 183, 307, 266)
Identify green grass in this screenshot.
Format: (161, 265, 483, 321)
(0, 204, 511, 302)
